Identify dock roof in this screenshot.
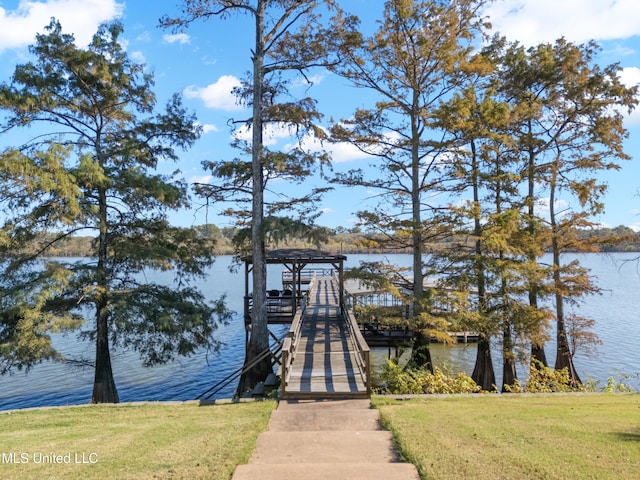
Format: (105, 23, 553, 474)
(243, 248, 347, 265)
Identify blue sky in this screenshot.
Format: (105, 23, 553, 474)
(1, 0, 640, 231)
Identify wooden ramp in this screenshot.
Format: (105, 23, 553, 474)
(284, 278, 368, 398)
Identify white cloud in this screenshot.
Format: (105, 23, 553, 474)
(188, 175, 213, 185)
(231, 122, 370, 161)
(234, 122, 296, 146)
(192, 122, 219, 135)
(294, 126, 373, 163)
(279, 127, 369, 163)
(617, 67, 640, 124)
(605, 44, 636, 58)
(0, 0, 124, 53)
(483, 0, 640, 47)
(200, 123, 219, 134)
(130, 50, 146, 64)
(619, 66, 640, 87)
(324, 141, 371, 163)
(292, 73, 325, 88)
(184, 75, 243, 111)
(163, 32, 190, 45)
(136, 31, 151, 42)
(592, 221, 611, 229)
(535, 197, 570, 219)
(629, 223, 640, 232)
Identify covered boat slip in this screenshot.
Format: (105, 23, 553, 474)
(243, 249, 347, 325)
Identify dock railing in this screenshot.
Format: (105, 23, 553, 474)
(280, 277, 316, 395)
(344, 307, 372, 395)
(282, 268, 334, 283)
(337, 272, 371, 395)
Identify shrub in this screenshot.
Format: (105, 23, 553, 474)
(378, 360, 480, 395)
(600, 375, 637, 393)
(504, 361, 590, 393)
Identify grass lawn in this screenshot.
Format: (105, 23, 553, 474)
(373, 393, 640, 480)
(2, 394, 638, 480)
(0, 400, 276, 480)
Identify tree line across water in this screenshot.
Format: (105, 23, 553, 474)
(27, 224, 640, 258)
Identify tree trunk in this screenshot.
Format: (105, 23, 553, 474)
(549, 167, 581, 384)
(410, 91, 423, 305)
(92, 302, 119, 403)
(469, 139, 496, 391)
(237, 0, 273, 395)
(529, 272, 548, 368)
(531, 342, 548, 368)
(525, 124, 549, 367)
(406, 329, 433, 373)
(501, 323, 517, 392)
(552, 260, 581, 383)
(472, 335, 496, 391)
(499, 258, 516, 392)
(92, 186, 118, 403)
(407, 91, 432, 370)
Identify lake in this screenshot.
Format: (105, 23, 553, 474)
(1, 252, 638, 410)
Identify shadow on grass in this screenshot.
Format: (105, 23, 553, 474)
(611, 430, 640, 442)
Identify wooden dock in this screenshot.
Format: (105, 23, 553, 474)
(282, 277, 370, 399)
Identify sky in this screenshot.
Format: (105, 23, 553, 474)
(1, 0, 640, 231)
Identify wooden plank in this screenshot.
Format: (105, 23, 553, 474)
(284, 277, 368, 399)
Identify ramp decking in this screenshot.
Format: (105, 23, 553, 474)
(284, 277, 368, 398)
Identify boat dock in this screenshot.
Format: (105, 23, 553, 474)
(232, 250, 419, 479)
(280, 276, 370, 398)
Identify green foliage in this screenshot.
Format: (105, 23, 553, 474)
(0, 19, 223, 402)
(0, 262, 84, 374)
(107, 287, 230, 367)
(604, 376, 636, 393)
(504, 361, 590, 393)
(171, 1, 344, 255)
(378, 360, 480, 394)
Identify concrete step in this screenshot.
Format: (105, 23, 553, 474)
(267, 407, 380, 431)
(248, 431, 399, 464)
(230, 399, 421, 480)
(277, 399, 372, 410)
(282, 390, 370, 400)
(232, 462, 420, 480)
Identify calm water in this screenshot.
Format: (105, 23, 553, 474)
(1, 253, 638, 410)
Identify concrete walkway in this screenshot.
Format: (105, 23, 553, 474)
(231, 399, 420, 480)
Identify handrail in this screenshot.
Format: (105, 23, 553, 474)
(337, 270, 371, 395)
(280, 277, 315, 395)
(282, 268, 334, 280)
(344, 307, 371, 395)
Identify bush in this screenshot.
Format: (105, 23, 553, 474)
(378, 361, 480, 395)
(505, 361, 590, 393)
(599, 375, 637, 393)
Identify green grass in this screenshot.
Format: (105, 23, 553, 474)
(372, 393, 640, 480)
(0, 400, 276, 480)
(2, 394, 639, 480)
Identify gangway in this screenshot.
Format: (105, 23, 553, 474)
(281, 276, 370, 399)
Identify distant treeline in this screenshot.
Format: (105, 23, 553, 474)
(34, 224, 640, 258)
